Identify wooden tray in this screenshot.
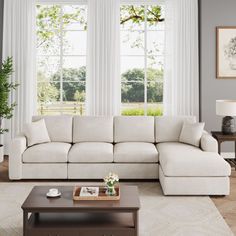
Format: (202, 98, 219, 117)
(73, 186, 120, 201)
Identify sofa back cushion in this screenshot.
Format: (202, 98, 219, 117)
(73, 116, 113, 143)
(23, 119, 50, 147)
(155, 116, 196, 143)
(32, 115, 73, 143)
(114, 116, 154, 143)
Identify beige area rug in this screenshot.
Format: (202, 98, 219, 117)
(0, 182, 233, 236)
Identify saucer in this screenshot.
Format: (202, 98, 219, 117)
(46, 192, 61, 198)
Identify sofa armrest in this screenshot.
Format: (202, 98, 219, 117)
(9, 134, 27, 180)
(200, 132, 218, 152)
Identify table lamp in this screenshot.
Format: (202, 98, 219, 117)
(216, 100, 236, 134)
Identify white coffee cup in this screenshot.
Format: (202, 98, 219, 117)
(49, 188, 59, 196)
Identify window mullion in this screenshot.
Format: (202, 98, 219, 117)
(59, 5, 63, 113)
(144, 5, 148, 116)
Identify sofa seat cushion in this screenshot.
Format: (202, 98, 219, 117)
(157, 142, 231, 177)
(68, 142, 113, 163)
(23, 142, 71, 163)
(114, 142, 158, 163)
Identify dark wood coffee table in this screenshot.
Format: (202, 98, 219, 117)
(21, 185, 140, 236)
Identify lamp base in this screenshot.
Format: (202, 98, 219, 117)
(222, 116, 235, 134)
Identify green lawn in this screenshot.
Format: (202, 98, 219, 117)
(38, 102, 163, 116)
(122, 107, 163, 116)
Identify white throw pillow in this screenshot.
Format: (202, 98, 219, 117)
(23, 119, 51, 147)
(179, 122, 205, 147)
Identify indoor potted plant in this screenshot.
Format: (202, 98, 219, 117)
(0, 57, 18, 161)
(104, 172, 119, 196)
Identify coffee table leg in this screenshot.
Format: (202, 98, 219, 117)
(218, 141, 221, 155)
(35, 212, 39, 221)
(133, 210, 139, 236)
(23, 211, 28, 236)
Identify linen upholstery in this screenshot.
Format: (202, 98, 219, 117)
(159, 167, 230, 196)
(73, 116, 113, 143)
(179, 122, 205, 147)
(157, 142, 231, 177)
(32, 115, 73, 143)
(114, 116, 155, 143)
(114, 142, 158, 163)
(201, 132, 218, 152)
(68, 163, 159, 179)
(23, 119, 50, 147)
(23, 142, 71, 163)
(9, 135, 27, 180)
(68, 142, 113, 163)
(155, 116, 196, 143)
(8, 115, 232, 195)
(22, 164, 67, 179)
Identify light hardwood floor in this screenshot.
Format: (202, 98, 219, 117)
(0, 157, 236, 235)
(212, 170, 236, 234)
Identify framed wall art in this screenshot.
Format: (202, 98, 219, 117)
(216, 26, 236, 79)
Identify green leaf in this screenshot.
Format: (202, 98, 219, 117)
(0, 57, 19, 134)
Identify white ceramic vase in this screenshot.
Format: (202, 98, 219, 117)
(0, 145, 4, 163)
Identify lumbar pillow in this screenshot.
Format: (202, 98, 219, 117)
(23, 119, 50, 146)
(179, 122, 205, 147)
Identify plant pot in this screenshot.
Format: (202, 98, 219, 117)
(0, 144, 3, 163)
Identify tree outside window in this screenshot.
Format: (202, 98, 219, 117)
(120, 4, 165, 116)
(36, 4, 87, 115)
(36, 4, 164, 116)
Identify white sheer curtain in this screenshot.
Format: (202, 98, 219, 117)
(3, 0, 36, 154)
(86, 0, 121, 116)
(164, 0, 199, 118)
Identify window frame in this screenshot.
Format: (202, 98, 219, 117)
(37, 0, 165, 4)
(120, 1, 165, 115)
(36, 2, 87, 114)
(36, 0, 164, 116)
(37, 0, 87, 4)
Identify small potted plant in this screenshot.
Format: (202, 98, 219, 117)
(104, 172, 119, 196)
(0, 57, 18, 161)
(225, 37, 236, 70)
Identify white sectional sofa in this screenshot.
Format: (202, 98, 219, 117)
(9, 115, 231, 195)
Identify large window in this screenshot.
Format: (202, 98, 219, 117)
(36, 4, 87, 115)
(36, 3, 164, 116)
(120, 4, 165, 116)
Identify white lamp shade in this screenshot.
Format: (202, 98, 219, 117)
(216, 100, 236, 116)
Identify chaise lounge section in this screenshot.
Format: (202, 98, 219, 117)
(155, 116, 231, 195)
(9, 115, 231, 195)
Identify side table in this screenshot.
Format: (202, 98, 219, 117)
(211, 131, 236, 170)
